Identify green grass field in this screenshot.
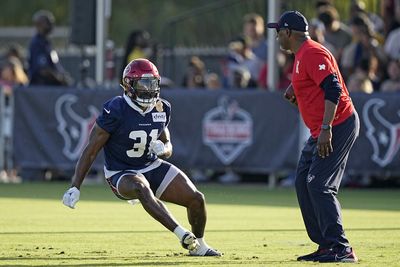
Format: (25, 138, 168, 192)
(0, 182, 399, 266)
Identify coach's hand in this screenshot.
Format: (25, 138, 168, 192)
(62, 187, 80, 209)
(317, 129, 333, 158)
(149, 140, 166, 156)
(284, 84, 297, 106)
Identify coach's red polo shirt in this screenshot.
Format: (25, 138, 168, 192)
(291, 39, 353, 138)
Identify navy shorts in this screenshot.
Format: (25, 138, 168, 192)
(106, 160, 180, 200)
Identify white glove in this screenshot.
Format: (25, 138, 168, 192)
(62, 187, 80, 209)
(149, 140, 166, 156)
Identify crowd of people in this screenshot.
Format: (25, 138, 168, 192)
(2, 1, 400, 93)
(177, 0, 400, 94)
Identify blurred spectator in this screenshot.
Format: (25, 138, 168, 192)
(384, 26, 400, 60)
(3, 44, 26, 72)
(120, 31, 172, 89)
(182, 56, 206, 88)
(28, 10, 72, 86)
(380, 59, 400, 92)
(341, 13, 387, 84)
(0, 58, 28, 88)
(318, 5, 352, 63)
(346, 58, 375, 93)
(258, 52, 293, 90)
(309, 18, 337, 58)
(120, 30, 152, 76)
(225, 36, 261, 88)
(350, 0, 384, 36)
(0, 58, 28, 183)
(205, 73, 221, 90)
(231, 65, 251, 88)
(381, 0, 400, 37)
(242, 13, 268, 62)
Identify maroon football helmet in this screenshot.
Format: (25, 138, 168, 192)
(122, 58, 160, 107)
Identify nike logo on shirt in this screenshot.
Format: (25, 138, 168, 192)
(104, 108, 111, 114)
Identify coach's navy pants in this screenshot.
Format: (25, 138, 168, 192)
(295, 111, 360, 249)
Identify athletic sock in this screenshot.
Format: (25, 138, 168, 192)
(173, 225, 188, 240)
(197, 237, 208, 248)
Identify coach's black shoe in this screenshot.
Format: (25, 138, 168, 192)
(316, 246, 358, 263)
(297, 248, 331, 261)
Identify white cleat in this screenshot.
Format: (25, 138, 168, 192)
(181, 232, 200, 251)
(189, 246, 222, 256)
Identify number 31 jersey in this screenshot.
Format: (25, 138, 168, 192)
(96, 94, 171, 175)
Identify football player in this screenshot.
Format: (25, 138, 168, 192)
(62, 59, 220, 256)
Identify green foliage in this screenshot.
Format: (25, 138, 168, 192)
(0, 182, 399, 266)
(0, 0, 69, 26)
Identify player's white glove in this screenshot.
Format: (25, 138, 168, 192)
(149, 140, 166, 156)
(62, 187, 80, 209)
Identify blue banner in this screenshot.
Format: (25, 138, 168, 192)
(11, 87, 400, 175)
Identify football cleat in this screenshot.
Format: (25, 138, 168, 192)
(315, 246, 358, 263)
(181, 232, 200, 251)
(204, 248, 222, 256)
(189, 247, 222, 257)
(297, 248, 331, 261)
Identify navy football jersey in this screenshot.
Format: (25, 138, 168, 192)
(96, 94, 171, 175)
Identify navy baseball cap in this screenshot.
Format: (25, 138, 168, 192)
(267, 11, 309, 32)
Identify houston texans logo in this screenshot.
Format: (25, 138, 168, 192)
(362, 98, 400, 167)
(55, 94, 99, 161)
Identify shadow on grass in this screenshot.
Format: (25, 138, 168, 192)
(0, 258, 208, 267)
(0, 182, 399, 211)
(0, 259, 295, 267)
(1, 227, 400, 235)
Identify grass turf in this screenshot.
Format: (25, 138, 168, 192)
(0, 182, 399, 266)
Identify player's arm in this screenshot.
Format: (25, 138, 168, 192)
(158, 127, 172, 159)
(71, 123, 110, 188)
(149, 127, 173, 159)
(318, 73, 341, 158)
(63, 123, 110, 208)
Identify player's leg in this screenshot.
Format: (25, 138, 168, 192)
(117, 172, 180, 232)
(159, 167, 220, 256)
(160, 172, 206, 237)
(307, 113, 359, 263)
(117, 172, 199, 251)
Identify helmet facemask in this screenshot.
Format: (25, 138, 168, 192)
(124, 76, 160, 108)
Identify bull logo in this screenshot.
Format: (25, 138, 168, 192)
(362, 98, 400, 167)
(203, 96, 253, 165)
(55, 94, 99, 161)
